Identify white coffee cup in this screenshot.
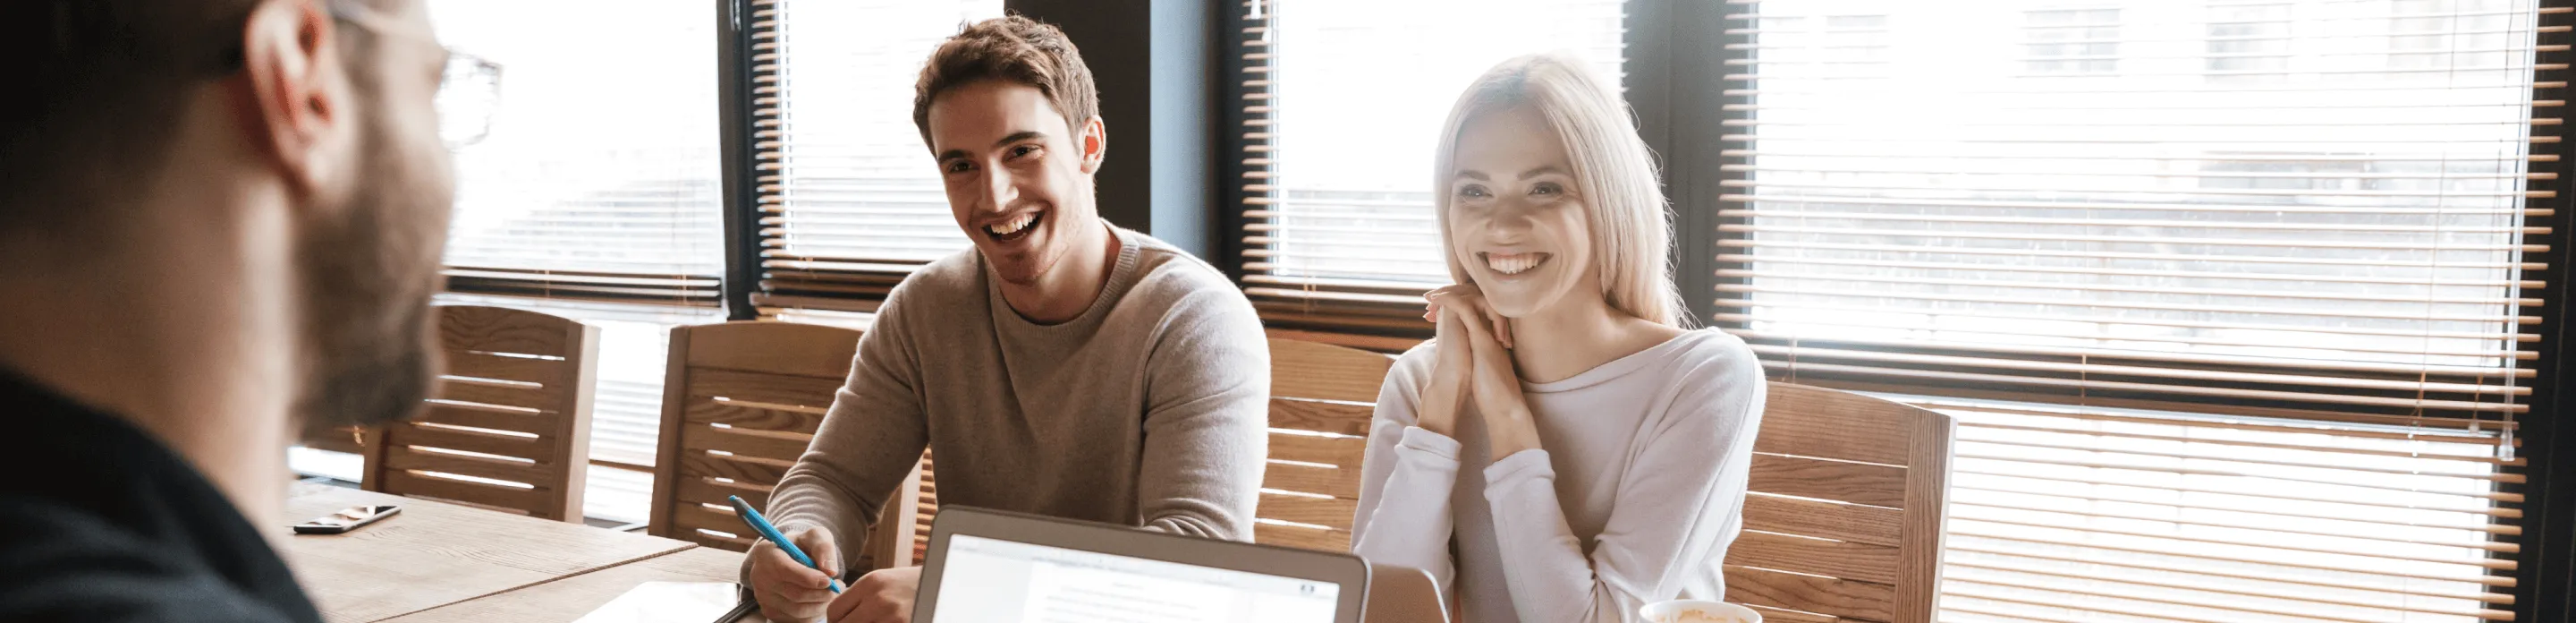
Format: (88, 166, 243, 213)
(1639, 600, 1763, 623)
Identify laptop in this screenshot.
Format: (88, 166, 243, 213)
(912, 507, 1371, 623)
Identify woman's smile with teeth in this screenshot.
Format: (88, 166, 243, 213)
(986, 211, 1040, 238)
(1483, 252, 1550, 275)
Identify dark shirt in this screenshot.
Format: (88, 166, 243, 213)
(0, 371, 324, 622)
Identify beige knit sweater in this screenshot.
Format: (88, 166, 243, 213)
(762, 226, 1272, 576)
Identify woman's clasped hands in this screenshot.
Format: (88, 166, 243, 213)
(1421, 284, 1544, 457)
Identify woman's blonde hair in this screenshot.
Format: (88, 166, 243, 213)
(1432, 51, 1686, 327)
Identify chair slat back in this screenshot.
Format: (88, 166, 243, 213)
(1255, 339, 1394, 551)
(299, 423, 366, 456)
(1724, 382, 1953, 623)
(648, 321, 935, 571)
(908, 452, 938, 565)
(361, 305, 597, 522)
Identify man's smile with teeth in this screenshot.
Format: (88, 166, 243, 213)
(986, 211, 1041, 239)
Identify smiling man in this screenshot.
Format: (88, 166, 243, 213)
(740, 16, 1272, 623)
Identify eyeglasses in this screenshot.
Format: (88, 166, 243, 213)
(436, 53, 504, 148)
(325, 0, 504, 148)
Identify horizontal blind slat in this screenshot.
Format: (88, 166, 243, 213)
(1721, 311, 2538, 364)
(1761, 359, 2525, 413)
(1717, 254, 2544, 288)
(1718, 237, 2549, 271)
(1725, 269, 2543, 306)
(1947, 457, 2517, 517)
(1943, 569, 2511, 623)
(1721, 192, 2547, 216)
(1947, 528, 2510, 587)
(1721, 209, 2547, 235)
(1956, 439, 2518, 497)
(1950, 481, 2515, 534)
(1721, 284, 2543, 324)
(1741, 342, 2528, 395)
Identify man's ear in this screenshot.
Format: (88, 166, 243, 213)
(238, 0, 350, 194)
(1078, 115, 1107, 175)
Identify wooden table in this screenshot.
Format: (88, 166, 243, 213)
(384, 547, 768, 623)
(283, 482, 696, 622)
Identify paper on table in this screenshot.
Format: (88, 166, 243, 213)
(572, 581, 755, 623)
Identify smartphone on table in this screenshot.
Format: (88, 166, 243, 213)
(292, 505, 401, 534)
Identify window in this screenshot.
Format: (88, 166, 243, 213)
(428, 0, 730, 524)
(750, 0, 1006, 315)
(1233, 0, 1626, 337)
(430, 0, 724, 305)
(2388, 0, 2527, 73)
(1822, 14, 1895, 64)
(1754, 13, 1896, 81)
(2208, 3, 2295, 83)
(1721, 0, 2547, 619)
(291, 0, 728, 525)
(2024, 9, 2122, 75)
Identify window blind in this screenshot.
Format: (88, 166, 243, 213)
(429, 0, 724, 306)
(1928, 397, 2518, 623)
(1723, 0, 2555, 431)
(1720, 1, 2558, 620)
(1233, 0, 1628, 337)
(749, 0, 1004, 314)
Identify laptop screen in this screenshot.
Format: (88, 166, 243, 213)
(926, 533, 1343, 623)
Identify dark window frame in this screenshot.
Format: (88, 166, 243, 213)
(2523, 2, 2576, 619)
(1632, 0, 1729, 329)
(717, 0, 761, 320)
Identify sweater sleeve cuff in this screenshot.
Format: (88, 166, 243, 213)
(1396, 426, 1463, 461)
(1482, 448, 1554, 489)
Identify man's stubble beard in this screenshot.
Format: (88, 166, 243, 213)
(293, 105, 453, 434)
(996, 199, 1101, 289)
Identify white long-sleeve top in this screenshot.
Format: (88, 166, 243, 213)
(1350, 329, 1766, 623)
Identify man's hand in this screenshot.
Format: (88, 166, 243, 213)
(748, 527, 842, 622)
(827, 566, 923, 623)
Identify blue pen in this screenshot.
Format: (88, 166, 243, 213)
(729, 495, 845, 593)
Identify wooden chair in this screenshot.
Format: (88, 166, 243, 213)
(648, 320, 936, 572)
(360, 305, 599, 522)
(1723, 382, 1954, 623)
(299, 422, 367, 456)
(1249, 340, 1954, 622)
(1253, 338, 1397, 551)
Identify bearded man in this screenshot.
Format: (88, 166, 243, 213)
(0, 0, 460, 619)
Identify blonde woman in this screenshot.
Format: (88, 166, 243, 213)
(1350, 52, 1767, 623)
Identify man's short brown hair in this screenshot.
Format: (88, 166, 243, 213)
(911, 15, 1098, 151)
